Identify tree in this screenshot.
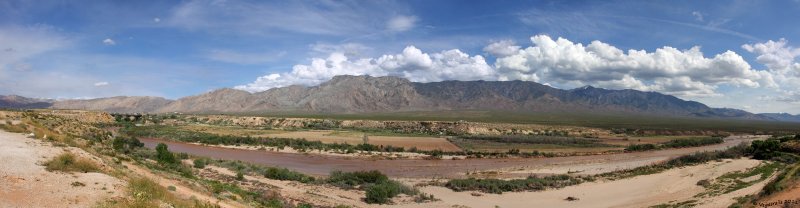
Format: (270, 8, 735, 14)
(156, 143, 177, 165)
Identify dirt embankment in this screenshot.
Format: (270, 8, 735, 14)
(0, 130, 124, 208)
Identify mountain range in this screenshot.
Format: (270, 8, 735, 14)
(2, 75, 798, 122)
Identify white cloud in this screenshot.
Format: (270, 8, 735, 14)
(206, 50, 286, 65)
(94, 82, 109, 86)
(387, 15, 418, 32)
(483, 40, 521, 57)
(153, 17, 161, 23)
(742, 38, 800, 105)
(691, 11, 704, 22)
(235, 46, 494, 92)
(494, 35, 772, 97)
(102, 38, 116, 45)
(742, 38, 800, 72)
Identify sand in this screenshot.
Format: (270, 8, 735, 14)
(415, 159, 768, 208)
(0, 130, 124, 208)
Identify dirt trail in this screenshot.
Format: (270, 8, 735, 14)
(0, 130, 124, 208)
(141, 135, 763, 178)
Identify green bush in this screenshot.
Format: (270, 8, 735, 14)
(364, 181, 416, 204)
(445, 175, 583, 194)
(662, 137, 724, 148)
(155, 143, 177, 165)
(193, 159, 207, 169)
(327, 170, 389, 189)
(625, 143, 658, 152)
(263, 167, 315, 183)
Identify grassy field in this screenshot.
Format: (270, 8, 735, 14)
(220, 110, 800, 134)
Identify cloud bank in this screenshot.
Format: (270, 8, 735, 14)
(238, 35, 784, 99)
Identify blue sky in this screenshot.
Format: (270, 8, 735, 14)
(1, 0, 800, 113)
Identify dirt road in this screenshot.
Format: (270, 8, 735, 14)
(140, 135, 762, 178)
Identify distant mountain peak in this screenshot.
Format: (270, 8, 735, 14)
(0, 75, 790, 122)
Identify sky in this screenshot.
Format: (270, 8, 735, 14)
(1, 0, 800, 114)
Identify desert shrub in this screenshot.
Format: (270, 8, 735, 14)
(662, 137, 724, 148)
(263, 167, 315, 183)
(365, 181, 415, 204)
(327, 170, 389, 189)
(236, 172, 245, 181)
(193, 158, 207, 169)
(44, 152, 100, 173)
(445, 175, 584, 194)
(625, 143, 658, 152)
(155, 143, 177, 165)
(458, 135, 611, 147)
(751, 139, 782, 160)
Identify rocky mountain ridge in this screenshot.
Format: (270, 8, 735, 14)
(0, 75, 793, 122)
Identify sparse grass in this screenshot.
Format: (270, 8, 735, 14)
(99, 177, 220, 208)
(696, 162, 782, 197)
(44, 152, 100, 173)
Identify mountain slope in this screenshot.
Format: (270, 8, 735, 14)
(0, 75, 783, 121)
(0, 95, 53, 109)
(759, 113, 800, 122)
(50, 96, 173, 113)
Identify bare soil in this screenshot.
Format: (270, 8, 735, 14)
(0, 130, 124, 208)
(415, 159, 769, 208)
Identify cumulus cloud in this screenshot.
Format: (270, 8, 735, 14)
(94, 82, 109, 86)
(483, 40, 521, 57)
(102, 38, 116, 45)
(237, 35, 784, 99)
(235, 46, 494, 92)
(387, 15, 418, 32)
(742, 38, 800, 72)
(742, 38, 800, 104)
(153, 17, 161, 23)
(494, 35, 773, 97)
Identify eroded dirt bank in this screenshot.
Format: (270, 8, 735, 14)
(141, 135, 763, 178)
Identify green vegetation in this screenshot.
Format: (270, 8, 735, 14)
(697, 162, 783, 197)
(457, 135, 615, 148)
(44, 152, 100, 173)
(263, 167, 316, 183)
(326, 170, 416, 204)
(100, 177, 219, 208)
(625, 137, 723, 152)
(603, 143, 751, 179)
(155, 143, 178, 165)
(365, 180, 415, 204)
(230, 110, 800, 134)
(445, 174, 588, 194)
(121, 125, 427, 154)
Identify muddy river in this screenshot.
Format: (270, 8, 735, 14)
(140, 136, 761, 178)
